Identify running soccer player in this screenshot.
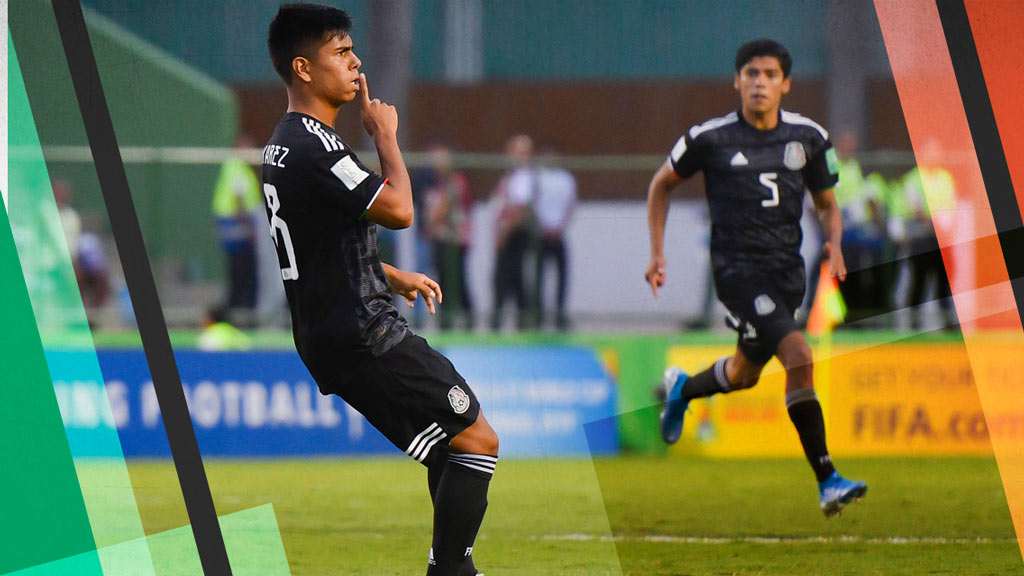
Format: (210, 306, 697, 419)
(264, 5, 497, 574)
(644, 39, 867, 517)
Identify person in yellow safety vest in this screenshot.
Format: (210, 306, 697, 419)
(212, 137, 262, 321)
(831, 132, 887, 326)
(892, 139, 958, 331)
(197, 306, 252, 351)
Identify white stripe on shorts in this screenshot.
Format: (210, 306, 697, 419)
(411, 427, 447, 461)
(416, 430, 448, 463)
(406, 423, 440, 457)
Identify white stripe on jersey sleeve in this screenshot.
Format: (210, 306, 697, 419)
(688, 111, 739, 140)
(317, 124, 342, 151)
(363, 179, 387, 215)
(780, 110, 829, 139)
(302, 118, 335, 151)
(669, 135, 687, 164)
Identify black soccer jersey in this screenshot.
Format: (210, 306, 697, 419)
(261, 111, 408, 389)
(669, 109, 839, 292)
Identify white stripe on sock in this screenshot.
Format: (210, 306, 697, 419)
(448, 453, 498, 464)
(785, 388, 818, 408)
(449, 455, 497, 468)
(450, 460, 496, 476)
(714, 357, 731, 392)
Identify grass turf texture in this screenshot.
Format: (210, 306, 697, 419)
(123, 456, 1021, 575)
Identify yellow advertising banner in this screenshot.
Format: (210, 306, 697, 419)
(666, 342, 1015, 458)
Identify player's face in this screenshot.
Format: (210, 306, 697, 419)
(734, 56, 791, 117)
(307, 33, 362, 106)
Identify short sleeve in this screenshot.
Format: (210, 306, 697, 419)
(804, 140, 840, 194)
(306, 145, 387, 222)
(668, 131, 705, 178)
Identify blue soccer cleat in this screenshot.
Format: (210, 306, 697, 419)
(818, 471, 867, 517)
(659, 366, 690, 445)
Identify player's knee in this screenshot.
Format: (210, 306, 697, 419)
(731, 371, 761, 390)
(726, 357, 764, 390)
(778, 332, 813, 368)
(450, 416, 499, 456)
(481, 428, 499, 456)
(790, 345, 813, 369)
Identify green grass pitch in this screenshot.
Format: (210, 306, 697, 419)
(124, 455, 1022, 575)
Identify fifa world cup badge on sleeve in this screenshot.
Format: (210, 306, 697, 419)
(783, 141, 807, 170)
(448, 385, 470, 414)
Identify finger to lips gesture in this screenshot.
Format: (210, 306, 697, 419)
(359, 73, 398, 137)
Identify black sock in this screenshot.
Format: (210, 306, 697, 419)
(427, 448, 479, 576)
(786, 389, 836, 482)
(427, 446, 449, 504)
(426, 453, 496, 576)
(681, 357, 732, 401)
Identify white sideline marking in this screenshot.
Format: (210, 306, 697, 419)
(539, 533, 1013, 545)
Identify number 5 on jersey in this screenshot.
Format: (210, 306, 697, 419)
(263, 183, 299, 280)
(759, 172, 780, 208)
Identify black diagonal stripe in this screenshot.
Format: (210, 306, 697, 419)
(49, 2, 233, 574)
(936, 0, 1024, 323)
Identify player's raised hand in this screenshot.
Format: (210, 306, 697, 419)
(359, 73, 398, 138)
(645, 256, 667, 297)
(822, 241, 847, 282)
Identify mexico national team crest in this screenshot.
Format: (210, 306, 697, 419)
(448, 385, 470, 414)
(783, 141, 807, 170)
(754, 294, 776, 316)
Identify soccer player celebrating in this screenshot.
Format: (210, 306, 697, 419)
(263, 5, 497, 574)
(645, 39, 866, 517)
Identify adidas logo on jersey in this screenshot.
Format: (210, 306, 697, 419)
(730, 151, 749, 166)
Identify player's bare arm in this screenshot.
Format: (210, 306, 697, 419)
(382, 263, 443, 314)
(645, 160, 684, 297)
(359, 73, 414, 229)
(812, 188, 846, 281)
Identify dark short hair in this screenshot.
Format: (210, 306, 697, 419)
(268, 3, 352, 84)
(735, 39, 793, 77)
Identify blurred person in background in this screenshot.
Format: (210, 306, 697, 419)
(531, 144, 577, 331)
(490, 134, 537, 331)
(832, 132, 886, 326)
(645, 39, 866, 517)
(53, 179, 110, 324)
(197, 305, 252, 351)
(893, 139, 958, 331)
(425, 143, 476, 331)
(52, 179, 82, 260)
(212, 134, 263, 325)
(409, 146, 441, 330)
(75, 230, 111, 312)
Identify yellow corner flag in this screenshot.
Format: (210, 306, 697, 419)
(807, 262, 847, 337)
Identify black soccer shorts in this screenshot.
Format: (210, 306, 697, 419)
(328, 334, 481, 467)
(717, 274, 804, 366)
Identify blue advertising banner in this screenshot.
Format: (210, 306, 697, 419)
(442, 346, 618, 457)
(47, 346, 618, 458)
